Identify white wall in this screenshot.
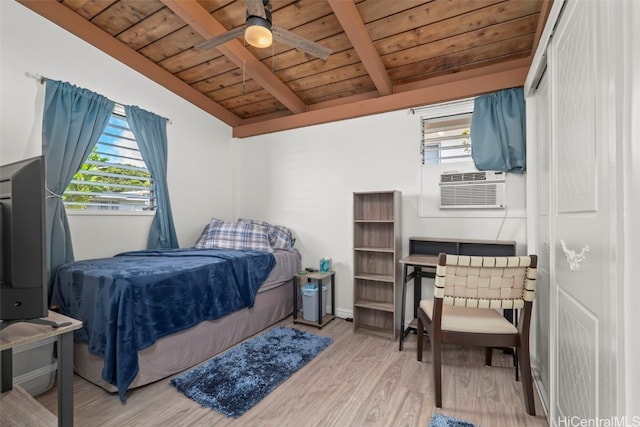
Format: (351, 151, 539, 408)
(234, 110, 527, 318)
(0, 0, 234, 259)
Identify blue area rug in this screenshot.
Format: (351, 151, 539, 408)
(430, 414, 478, 427)
(170, 326, 332, 418)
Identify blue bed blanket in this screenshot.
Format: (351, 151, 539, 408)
(51, 248, 276, 401)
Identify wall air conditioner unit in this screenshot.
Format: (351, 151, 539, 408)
(439, 171, 506, 209)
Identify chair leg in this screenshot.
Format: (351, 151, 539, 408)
(514, 309, 520, 381)
(518, 345, 535, 415)
(417, 317, 424, 361)
(432, 336, 442, 408)
(484, 347, 493, 366)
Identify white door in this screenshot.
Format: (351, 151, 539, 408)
(533, 70, 551, 411)
(549, 0, 618, 421)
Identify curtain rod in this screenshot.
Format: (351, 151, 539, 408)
(25, 72, 172, 124)
(408, 97, 476, 115)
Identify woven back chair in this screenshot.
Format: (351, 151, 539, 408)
(416, 253, 538, 415)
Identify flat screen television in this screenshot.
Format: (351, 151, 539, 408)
(0, 155, 48, 324)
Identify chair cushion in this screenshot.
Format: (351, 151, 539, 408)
(420, 299, 517, 334)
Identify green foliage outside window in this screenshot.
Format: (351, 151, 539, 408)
(64, 149, 151, 209)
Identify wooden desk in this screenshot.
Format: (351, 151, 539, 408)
(399, 237, 516, 351)
(1, 311, 82, 427)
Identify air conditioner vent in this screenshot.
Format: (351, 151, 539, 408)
(439, 171, 506, 209)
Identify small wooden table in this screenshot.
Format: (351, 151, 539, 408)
(293, 271, 336, 328)
(1, 311, 82, 427)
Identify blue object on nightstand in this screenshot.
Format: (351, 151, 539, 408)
(319, 257, 332, 273)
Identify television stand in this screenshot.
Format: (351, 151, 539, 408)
(1, 310, 82, 427)
(0, 318, 71, 332)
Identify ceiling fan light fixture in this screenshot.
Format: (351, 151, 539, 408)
(245, 16, 272, 48)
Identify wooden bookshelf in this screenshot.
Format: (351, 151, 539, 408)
(352, 191, 401, 340)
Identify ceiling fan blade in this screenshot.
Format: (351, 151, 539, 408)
(272, 26, 332, 60)
(196, 26, 246, 51)
(246, 0, 267, 19)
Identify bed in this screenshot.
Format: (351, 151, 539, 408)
(51, 219, 300, 401)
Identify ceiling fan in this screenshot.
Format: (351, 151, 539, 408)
(196, 0, 332, 61)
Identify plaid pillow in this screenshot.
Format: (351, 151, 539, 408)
(238, 219, 296, 251)
(193, 219, 219, 248)
(194, 219, 273, 252)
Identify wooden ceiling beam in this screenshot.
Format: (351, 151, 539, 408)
(327, 0, 392, 96)
(16, 0, 242, 127)
(531, 0, 554, 56)
(232, 58, 530, 138)
(160, 0, 306, 114)
(18, 0, 548, 140)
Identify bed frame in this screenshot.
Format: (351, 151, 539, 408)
(65, 247, 301, 392)
(73, 279, 294, 393)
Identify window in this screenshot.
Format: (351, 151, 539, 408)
(421, 113, 473, 165)
(63, 105, 155, 212)
(416, 98, 476, 217)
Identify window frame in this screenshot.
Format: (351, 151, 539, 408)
(63, 105, 156, 215)
(419, 98, 475, 166)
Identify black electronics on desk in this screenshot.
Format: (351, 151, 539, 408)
(409, 237, 516, 258)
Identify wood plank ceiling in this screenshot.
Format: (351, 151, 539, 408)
(17, 0, 553, 138)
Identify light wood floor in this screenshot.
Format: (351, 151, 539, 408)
(36, 317, 549, 426)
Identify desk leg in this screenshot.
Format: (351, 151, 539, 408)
(399, 264, 409, 351)
(57, 332, 74, 427)
(413, 266, 422, 319)
(1, 348, 12, 393)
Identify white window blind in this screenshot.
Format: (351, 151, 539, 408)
(422, 113, 473, 165)
(63, 106, 155, 211)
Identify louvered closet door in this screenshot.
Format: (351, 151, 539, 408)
(550, 0, 617, 420)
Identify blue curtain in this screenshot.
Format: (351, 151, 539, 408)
(42, 79, 114, 295)
(470, 87, 526, 173)
(125, 105, 179, 249)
